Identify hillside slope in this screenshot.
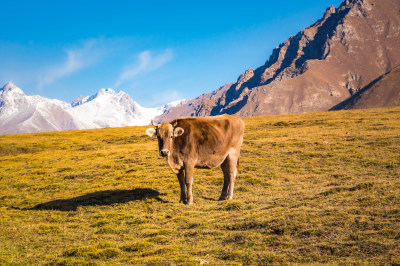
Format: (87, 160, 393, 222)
(1, 107, 399, 264)
(158, 0, 400, 121)
(331, 65, 400, 110)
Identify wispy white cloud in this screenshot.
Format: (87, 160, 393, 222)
(38, 39, 105, 88)
(114, 49, 173, 88)
(148, 89, 184, 107)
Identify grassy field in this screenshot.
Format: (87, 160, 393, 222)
(0, 107, 399, 265)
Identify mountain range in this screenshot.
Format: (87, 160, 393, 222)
(156, 0, 400, 122)
(0, 82, 181, 135)
(1, 0, 400, 135)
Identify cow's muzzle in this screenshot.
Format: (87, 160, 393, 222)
(160, 149, 170, 157)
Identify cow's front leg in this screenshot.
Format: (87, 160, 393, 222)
(185, 163, 195, 205)
(177, 170, 187, 204)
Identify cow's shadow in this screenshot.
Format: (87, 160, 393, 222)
(27, 188, 165, 211)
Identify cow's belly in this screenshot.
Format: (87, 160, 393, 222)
(194, 154, 226, 169)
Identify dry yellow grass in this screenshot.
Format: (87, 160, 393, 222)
(0, 107, 399, 264)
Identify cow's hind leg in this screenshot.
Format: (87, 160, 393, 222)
(219, 153, 238, 201)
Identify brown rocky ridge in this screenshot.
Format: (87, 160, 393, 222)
(155, 0, 400, 122)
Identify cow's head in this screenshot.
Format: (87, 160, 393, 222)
(146, 120, 184, 157)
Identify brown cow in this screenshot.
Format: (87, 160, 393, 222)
(145, 114, 245, 205)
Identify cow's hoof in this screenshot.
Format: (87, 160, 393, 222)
(218, 195, 233, 201)
(186, 201, 193, 206)
(218, 195, 227, 201)
(179, 200, 187, 204)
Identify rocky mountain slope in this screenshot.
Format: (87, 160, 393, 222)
(0, 82, 180, 135)
(157, 0, 400, 121)
(331, 64, 400, 110)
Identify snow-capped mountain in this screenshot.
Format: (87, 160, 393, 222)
(0, 82, 183, 135)
(0, 82, 83, 135)
(68, 88, 163, 128)
(0, 82, 70, 118)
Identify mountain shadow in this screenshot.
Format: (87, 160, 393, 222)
(27, 188, 165, 211)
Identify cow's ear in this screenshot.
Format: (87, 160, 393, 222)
(173, 127, 184, 137)
(145, 128, 156, 138)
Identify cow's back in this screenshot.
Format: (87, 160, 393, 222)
(173, 115, 244, 168)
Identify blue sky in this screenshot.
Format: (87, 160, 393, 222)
(1, 0, 342, 107)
